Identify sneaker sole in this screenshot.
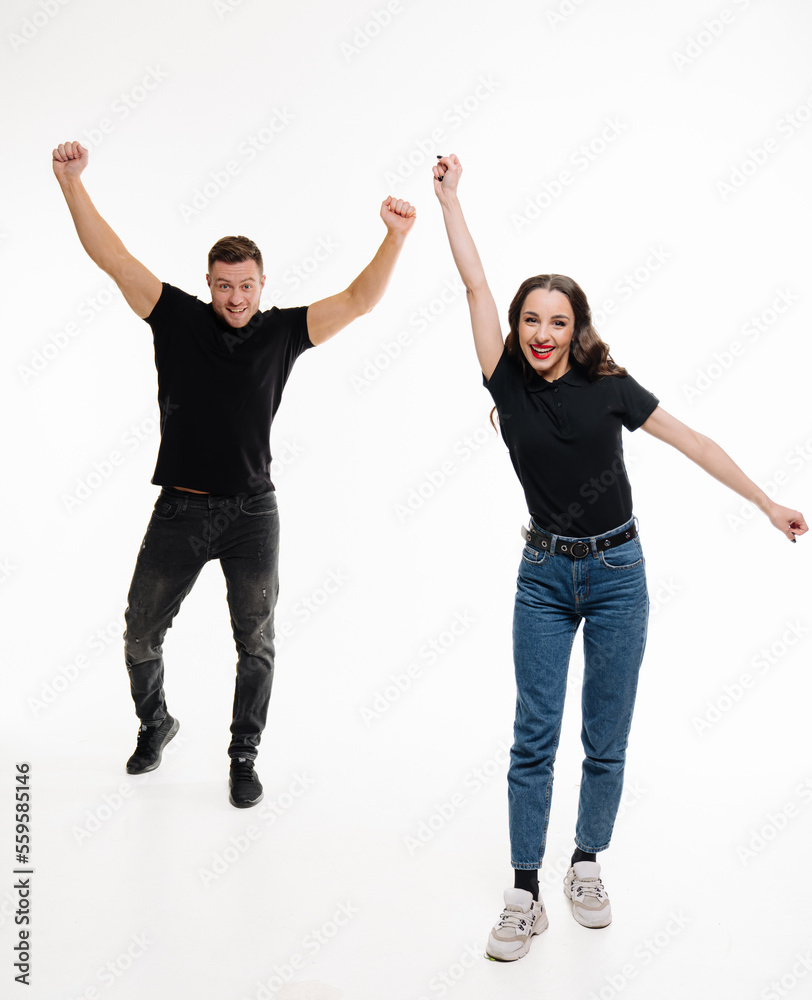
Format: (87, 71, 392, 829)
(126, 717, 180, 775)
(228, 790, 264, 808)
(485, 909, 549, 962)
(563, 885, 612, 928)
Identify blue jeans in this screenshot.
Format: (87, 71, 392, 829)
(123, 487, 280, 759)
(509, 515, 649, 868)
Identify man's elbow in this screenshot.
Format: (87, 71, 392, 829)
(348, 288, 375, 318)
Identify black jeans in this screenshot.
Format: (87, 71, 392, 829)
(123, 487, 280, 758)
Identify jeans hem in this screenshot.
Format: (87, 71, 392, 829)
(575, 839, 610, 854)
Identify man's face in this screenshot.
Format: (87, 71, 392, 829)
(206, 260, 266, 328)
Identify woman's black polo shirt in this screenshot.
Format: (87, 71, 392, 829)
(145, 282, 312, 495)
(484, 346, 659, 537)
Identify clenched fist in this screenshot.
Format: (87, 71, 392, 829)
(52, 141, 88, 183)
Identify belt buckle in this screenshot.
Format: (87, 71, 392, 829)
(570, 541, 590, 559)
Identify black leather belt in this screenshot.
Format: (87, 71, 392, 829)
(521, 521, 638, 559)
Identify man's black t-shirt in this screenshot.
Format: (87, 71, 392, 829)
(144, 283, 312, 494)
(484, 346, 659, 536)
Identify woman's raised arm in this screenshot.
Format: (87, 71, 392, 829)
(433, 155, 504, 380)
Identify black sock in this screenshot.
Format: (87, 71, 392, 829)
(513, 869, 539, 901)
(571, 847, 597, 866)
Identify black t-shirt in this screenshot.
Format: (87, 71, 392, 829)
(144, 282, 312, 494)
(484, 346, 659, 536)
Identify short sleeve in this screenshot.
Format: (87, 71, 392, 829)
(144, 283, 198, 368)
(287, 304, 312, 355)
(482, 345, 515, 405)
(264, 305, 312, 377)
(144, 282, 192, 328)
(614, 373, 660, 431)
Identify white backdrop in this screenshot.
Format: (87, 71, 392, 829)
(2, 1, 811, 998)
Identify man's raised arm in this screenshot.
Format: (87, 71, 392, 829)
(306, 195, 416, 346)
(52, 141, 162, 319)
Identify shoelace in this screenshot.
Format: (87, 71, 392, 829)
(134, 724, 158, 752)
(497, 907, 532, 931)
(230, 760, 256, 782)
(573, 877, 605, 900)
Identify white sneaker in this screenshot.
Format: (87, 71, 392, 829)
(486, 887, 548, 961)
(563, 861, 612, 927)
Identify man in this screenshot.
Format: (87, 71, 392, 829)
(52, 139, 416, 807)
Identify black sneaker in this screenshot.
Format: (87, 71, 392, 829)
(126, 715, 179, 774)
(229, 757, 263, 808)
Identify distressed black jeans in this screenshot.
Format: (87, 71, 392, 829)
(123, 487, 280, 759)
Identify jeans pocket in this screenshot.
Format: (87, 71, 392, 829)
(153, 496, 181, 521)
(239, 491, 278, 517)
(521, 544, 549, 567)
(598, 537, 643, 570)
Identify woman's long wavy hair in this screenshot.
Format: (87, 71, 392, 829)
(490, 274, 627, 428)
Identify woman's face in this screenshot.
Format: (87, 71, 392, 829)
(518, 288, 575, 381)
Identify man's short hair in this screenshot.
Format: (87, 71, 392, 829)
(208, 236, 263, 276)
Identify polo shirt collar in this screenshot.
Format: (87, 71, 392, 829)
(527, 362, 590, 392)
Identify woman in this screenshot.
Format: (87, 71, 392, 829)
(432, 153, 807, 962)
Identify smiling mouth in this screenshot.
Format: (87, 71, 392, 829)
(530, 343, 554, 360)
